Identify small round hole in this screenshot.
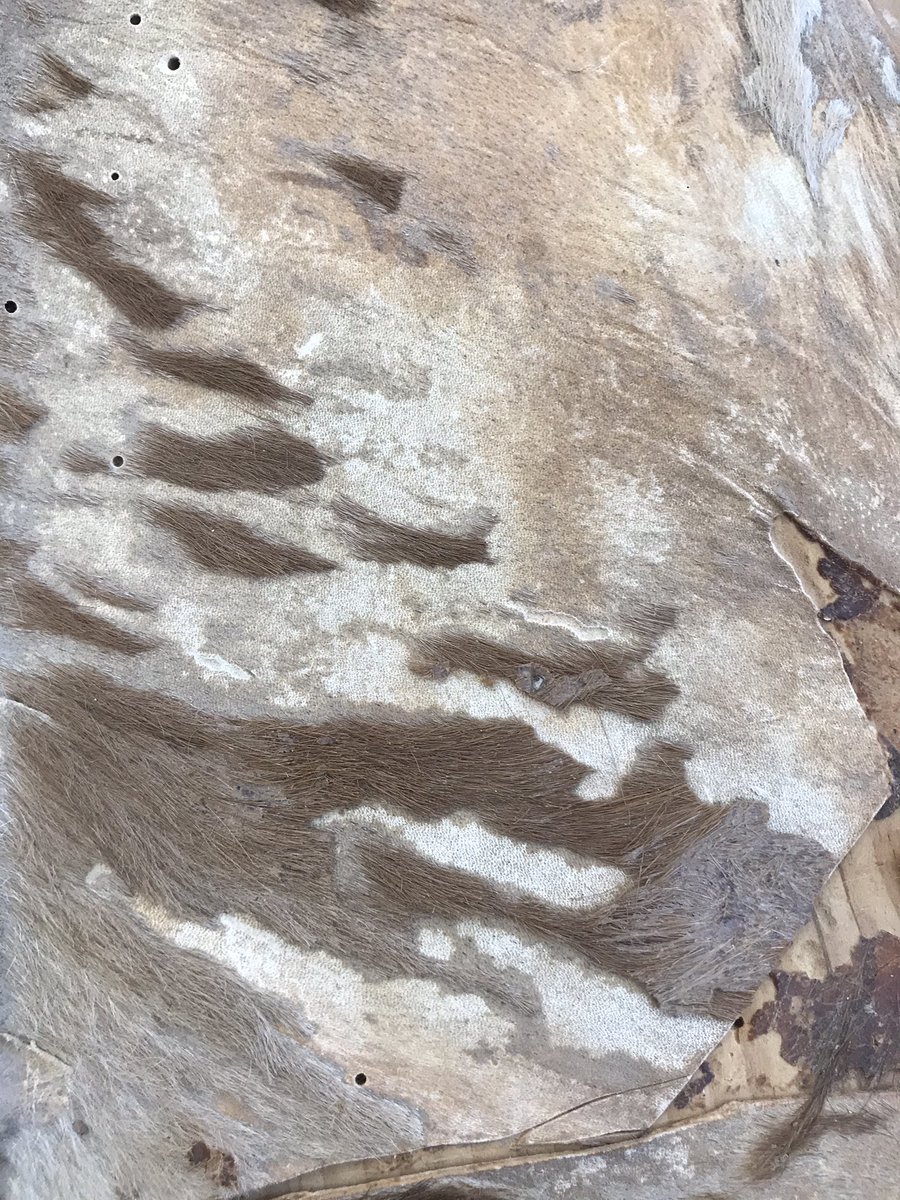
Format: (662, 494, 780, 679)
(111, 454, 125, 468)
(167, 56, 181, 71)
(110, 171, 120, 181)
(4, 301, 17, 314)
(354, 1072, 367, 1086)
(130, 13, 142, 24)
(733, 1016, 745, 1029)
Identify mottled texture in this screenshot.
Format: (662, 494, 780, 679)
(1, 0, 897, 1197)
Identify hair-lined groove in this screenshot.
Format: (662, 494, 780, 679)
(146, 502, 338, 576)
(333, 497, 494, 569)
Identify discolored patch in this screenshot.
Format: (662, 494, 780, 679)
(745, 934, 900, 1178)
(671, 1059, 714, 1109)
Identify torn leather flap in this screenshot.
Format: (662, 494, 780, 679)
(1, 0, 897, 1197)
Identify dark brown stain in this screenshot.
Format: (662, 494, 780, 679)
(0, 387, 46, 440)
(410, 627, 678, 720)
(670, 1059, 714, 1109)
(187, 1141, 211, 1166)
(124, 339, 311, 407)
(749, 934, 900, 1083)
(746, 934, 899, 1178)
(12, 152, 191, 330)
(0, 538, 157, 656)
(818, 550, 880, 622)
(326, 152, 405, 213)
(20, 50, 95, 114)
(129, 423, 329, 492)
(146, 503, 338, 577)
(333, 497, 493, 569)
(875, 738, 900, 819)
(188, 1140, 238, 1187)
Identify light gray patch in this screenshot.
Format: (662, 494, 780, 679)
(742, 0, 855, 197)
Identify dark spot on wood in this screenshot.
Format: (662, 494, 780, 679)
(875, 738, 900, 819)
(749, 934, 900, 1083)
(71, 1118, 90, 1136)
(671, 1059, 714, 1109)
(818, 550, 879, 621)
(326, 152, 405, 213)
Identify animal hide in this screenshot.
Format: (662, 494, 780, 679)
(1, 0, 898, 1197)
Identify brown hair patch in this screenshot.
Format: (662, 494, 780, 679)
(0, 387, 46, 440)
(125, 339, 311, 407)
(1, 541, 157, 655)
(20, 50, 95, 114)
(147, 502, 338, 576)
(410, 629, 677, 720)
(12, 151, 191, 330)
(129, 423, 329, 491)
(333, 497, 494, 569)
(326, 153, 405, 212)
(64, 570, 156, 613)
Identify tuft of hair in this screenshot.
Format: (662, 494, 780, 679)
(333, 497, 494, 568)
(19, 50, 95, 114)
(326, 152, 406, 212)
(124, 338, 311, 407)
(61, 444, 109, 474)
(0, 537, 157, 655)
(0, 387, 46, 440)
(313, 0, 376, 13)
(11, 151, 191, 329)
(410, 628, 678, 720)
(64, 569, 156, 613)
(146, 502, 338, 576)
(129, 423, 329, 491)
